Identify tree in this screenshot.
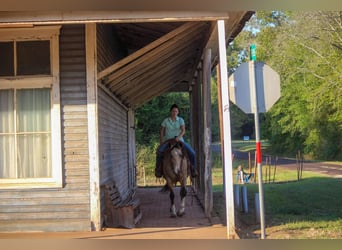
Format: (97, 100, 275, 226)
(258, 11, 342, 159)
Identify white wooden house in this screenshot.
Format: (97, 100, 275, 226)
(0, 11, 253, 232)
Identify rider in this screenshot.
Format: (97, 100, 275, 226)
(155, 104, 197, 178)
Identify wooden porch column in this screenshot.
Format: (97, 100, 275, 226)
(202, 48, 213, 217)
(190, 75, 201, 190)
(86, 23, 101, 231)
(127, 108, 136, 189)
(217, 20, 236, 239)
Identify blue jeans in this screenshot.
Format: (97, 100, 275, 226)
(156, 141, 196, 170)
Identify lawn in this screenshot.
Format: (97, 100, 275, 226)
(212, 166, 342, 239)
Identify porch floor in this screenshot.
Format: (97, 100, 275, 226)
(0, 187, 230, 239)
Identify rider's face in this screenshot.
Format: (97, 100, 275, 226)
(170, 108, 179, 118)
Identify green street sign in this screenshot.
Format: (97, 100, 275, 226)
(250, 44, 256, 61)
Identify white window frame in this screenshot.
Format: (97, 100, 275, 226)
(0, 25, 62, 189)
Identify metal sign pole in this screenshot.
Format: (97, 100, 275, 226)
(229, 44, 280, 238)
(249, 58, 266, 239)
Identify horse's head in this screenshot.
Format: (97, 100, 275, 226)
(166, 140, 185, 174)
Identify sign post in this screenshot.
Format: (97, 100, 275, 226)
(228, 44, 280, 239)
(249, 45, 266, 239)
(250, 44, 257, 61)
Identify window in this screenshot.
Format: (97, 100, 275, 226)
(17, 41, 51, 75)
(0, 42, 14, 76)
(0, 89, 51, 178)
(0, 26, 62, 189)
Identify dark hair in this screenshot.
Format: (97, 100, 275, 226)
(170, 104, 179, 111)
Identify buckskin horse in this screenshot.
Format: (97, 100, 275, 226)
(162, 139, 190, 217)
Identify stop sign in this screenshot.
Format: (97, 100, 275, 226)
(228, 62, 280, 113)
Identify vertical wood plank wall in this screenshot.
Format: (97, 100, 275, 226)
(0, 24, 91, 232)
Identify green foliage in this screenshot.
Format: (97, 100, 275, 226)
(233, 11, 342, 160)
(136, 142, 159, 185)
(135, 92, 190, 145)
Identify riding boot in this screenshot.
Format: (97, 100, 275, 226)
(190, 164, 198, 178)
(155, 163, 163, 178)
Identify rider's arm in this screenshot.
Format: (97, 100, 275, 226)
(160, 126, 165, 144)
(176, 125, 185, 141)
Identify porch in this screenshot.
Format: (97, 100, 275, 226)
(0, 187, 228, 239)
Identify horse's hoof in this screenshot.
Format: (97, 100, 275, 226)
(170, 214, 177, 218)
(177, 212, 185, 217)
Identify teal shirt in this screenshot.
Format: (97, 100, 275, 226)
(161, 116, 185, 142)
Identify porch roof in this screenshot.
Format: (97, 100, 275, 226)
(96, 11, 253, 108)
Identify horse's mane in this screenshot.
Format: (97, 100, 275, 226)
(163, 139, 189, 161)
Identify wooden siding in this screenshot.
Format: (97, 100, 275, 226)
(59, 24, 91, 231)
(97, 23, 130, 225)
(98, 88, 129, 190)
(0, 24, 91, 232)
(98, 88, 129, 205)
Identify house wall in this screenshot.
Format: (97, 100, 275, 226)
(96, 24, 131, 221)
(98, 89, 129, 192)
(0, 24, 91, 232)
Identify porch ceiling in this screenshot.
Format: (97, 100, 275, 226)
(97, 11, 253, 109)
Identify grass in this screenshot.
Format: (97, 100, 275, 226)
(212, 166, 342, 239)
(210, 142, 342, 238)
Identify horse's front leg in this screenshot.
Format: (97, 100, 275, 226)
(177, 185, 187, 217)
(169, 187, 177, 218)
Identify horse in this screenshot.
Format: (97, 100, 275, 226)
(162, 139, 190, 217)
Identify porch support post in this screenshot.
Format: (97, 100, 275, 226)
(86, 23, 101, 231)
(190, 75, 201, 189)
(217, 20, 236, 239)
(127, 108, 136, 189)
(202, 48, 213, 217)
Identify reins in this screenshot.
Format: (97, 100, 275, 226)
(163, 139, 185, 160)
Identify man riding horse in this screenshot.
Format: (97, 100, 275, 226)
(155, 104, 197, 179)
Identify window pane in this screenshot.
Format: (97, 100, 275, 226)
(17, 40, 51, 75)
(17, 89, 51, 133)
(0, 135, 16, 178)
(0, 42, 14, 76)
(17, 134, 51, 178)
(17, 89, 51, 178)
(0, 90, 16, 178)
(0, 90, 14, 133)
